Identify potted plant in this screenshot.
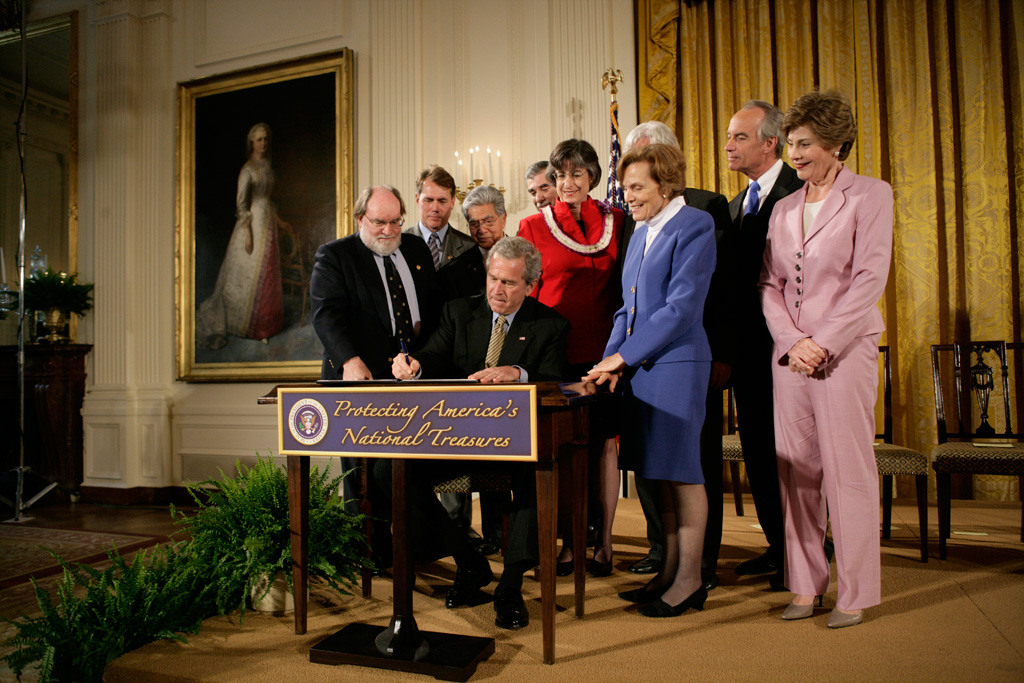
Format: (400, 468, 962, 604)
(22, 267, 94, 342)
(173, 453, 368, 616)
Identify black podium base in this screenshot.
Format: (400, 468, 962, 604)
(309, 623, 495, 682)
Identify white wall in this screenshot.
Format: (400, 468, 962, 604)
(34, 0, 636, 490)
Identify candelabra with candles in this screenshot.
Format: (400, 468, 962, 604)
(453, 146, 505, 202)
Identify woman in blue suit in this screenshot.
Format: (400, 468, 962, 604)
(585, 143, 716, 617)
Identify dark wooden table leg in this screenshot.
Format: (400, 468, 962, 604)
(374, 458, 427, 658)
(536, 458, 557, 665)
(288, 454, 310, 635)
(570, 405, 590, 619)
(570, 441, 588, 619)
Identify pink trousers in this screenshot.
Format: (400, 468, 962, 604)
(772, 334, 881, 611)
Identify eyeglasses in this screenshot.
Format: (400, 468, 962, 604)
(468, 215, 500, 230)
(554, 170, 589, 182)
(365, 217, 404, 228)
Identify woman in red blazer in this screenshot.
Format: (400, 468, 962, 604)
(760, 90, 893, 629)
(519, 139, 625, 576)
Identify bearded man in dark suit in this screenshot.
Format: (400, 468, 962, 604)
(379, 236, 570, 631)
(724, 100, 805, 588)
(309, 184, 440, 564)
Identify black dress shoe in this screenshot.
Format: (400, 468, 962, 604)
(589, 558, 613, 577)
(735, 552, 780, 576)
(701, 569, 719, 591)
(628, 556, 661, 574)
(473, 539, 502, 557)
(493, 587, 529, 630)
(618, 585, 664, 604)
(637, 585, 708, 618)
(446, 556, 493, 608)
(556, 559, 574, 577)
(768, 570, 787, 592)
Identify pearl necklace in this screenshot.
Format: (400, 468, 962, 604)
(541, 205, 615, 255)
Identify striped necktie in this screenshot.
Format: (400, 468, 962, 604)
(484, 315, 507, 368)
(428, 232, 442, 270)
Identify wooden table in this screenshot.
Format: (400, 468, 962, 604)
(261, 381, 603, 674)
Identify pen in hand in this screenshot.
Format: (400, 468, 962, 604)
(399, 339, 411, 367)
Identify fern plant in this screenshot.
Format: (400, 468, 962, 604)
(2, 542, 215, 683)
(173, 453, 368, 616)
(1, 454, 368, 683)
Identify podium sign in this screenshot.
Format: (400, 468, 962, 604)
(278, 385, 537, 461)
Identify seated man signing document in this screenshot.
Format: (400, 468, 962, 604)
(391, 236, 569, 384)
(380, 236, 570, 631)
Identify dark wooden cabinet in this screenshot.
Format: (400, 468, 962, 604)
(0, 344, 91, 502)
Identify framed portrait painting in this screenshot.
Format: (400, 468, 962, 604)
(176, 49, 353, 381)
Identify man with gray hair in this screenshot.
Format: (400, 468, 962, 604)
(439, 184, 509, 301)
(383, 236, 569, 630)
(723, 100, 805, 588)
(524, 160, 558, 211)
(310, 184, 440, 568)
(622, 119, 680, 151)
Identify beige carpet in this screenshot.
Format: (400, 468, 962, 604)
(103, 497, 1024, 683)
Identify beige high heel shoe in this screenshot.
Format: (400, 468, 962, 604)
(827, 607, 864, 629)
(781, 595, 823, 620)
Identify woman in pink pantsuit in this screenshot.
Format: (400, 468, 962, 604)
(760, 90, 893, 629)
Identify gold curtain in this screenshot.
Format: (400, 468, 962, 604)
(637, 0, 1023, 501)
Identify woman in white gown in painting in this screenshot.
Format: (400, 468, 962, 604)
(197, 122, 288, 350)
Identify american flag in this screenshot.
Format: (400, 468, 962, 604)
(605, 100, 625, 211)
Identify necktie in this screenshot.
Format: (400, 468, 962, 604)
(383, 256, 414, 346)
(745, 180, 761, 216)
(428, 233, 442, 270)
(484, 315, 507, 368)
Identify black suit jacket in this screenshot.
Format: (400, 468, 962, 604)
(310, 233, 439, 379)
(619, 188, 738, 367)
(437, 246, 486, 302)
(727, 163, 804, 348)
(413, 295, 570, 381)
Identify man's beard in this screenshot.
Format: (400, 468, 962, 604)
(359, 229, 401, 256)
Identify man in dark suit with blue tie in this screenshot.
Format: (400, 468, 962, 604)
(724, 100, 805, 588)
(309, 184, 440, 565)
(381, 236, 570, 630)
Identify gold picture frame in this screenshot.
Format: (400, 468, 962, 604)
(176, 49, 353, 382)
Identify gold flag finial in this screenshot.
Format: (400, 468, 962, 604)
(601, 68, 624, 101)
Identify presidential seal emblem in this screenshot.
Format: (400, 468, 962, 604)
(288, 398, 329, 446)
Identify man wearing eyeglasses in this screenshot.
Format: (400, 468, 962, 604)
(404, 165, 476, 271)
(311, 184, 440, 382)
(438, 184, 508, 301)
(310, 184, 441, 568)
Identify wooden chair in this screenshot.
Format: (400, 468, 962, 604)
(433, 473, 512, 553)
(873, 345, 929, 562)
(278, 221, 309, 325)
(722, 387, 745, 517)
(930, 341, 1024, 560)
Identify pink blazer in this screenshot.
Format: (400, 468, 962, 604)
(759, 165, 893, 364)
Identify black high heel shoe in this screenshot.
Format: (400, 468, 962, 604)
(618, 584, 664, 604)
(589, 558, 613, 577)
(637, 585, 708, 618)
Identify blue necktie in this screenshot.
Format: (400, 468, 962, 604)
(745, 180, 761, 216)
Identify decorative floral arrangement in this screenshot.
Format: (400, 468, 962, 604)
(22, 267, 94, 316)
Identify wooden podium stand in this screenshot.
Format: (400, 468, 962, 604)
(261, 381, 602, 678)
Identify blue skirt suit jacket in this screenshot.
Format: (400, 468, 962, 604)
(605, 200, 716, 483)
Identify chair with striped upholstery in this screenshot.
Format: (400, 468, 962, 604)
(930, 341, 1024, 560)
(874, 345, 929, 562)
(722, 388, 745, 517)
